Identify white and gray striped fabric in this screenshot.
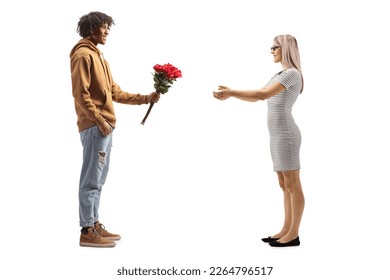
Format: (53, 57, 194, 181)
(265, 68, 302, 171)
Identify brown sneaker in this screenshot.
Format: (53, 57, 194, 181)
(95, 222, 121, 241)
(80, 227, 116, 247)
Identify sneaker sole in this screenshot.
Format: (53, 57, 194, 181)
(79, 241, 116, 248)
(104, 236, 121, 241)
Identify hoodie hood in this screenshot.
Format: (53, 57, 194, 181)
(70, 38, 100, 58)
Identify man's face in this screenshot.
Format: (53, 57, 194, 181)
(90, 23, 110, 45)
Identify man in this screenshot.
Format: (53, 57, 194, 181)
(70, 11, 160, 247)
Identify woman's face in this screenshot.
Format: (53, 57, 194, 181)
(271, 45, 282, 63)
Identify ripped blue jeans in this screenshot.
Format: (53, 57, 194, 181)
(79, 125, 113, 227)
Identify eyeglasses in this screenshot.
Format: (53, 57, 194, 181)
(271, 46, 281, 51)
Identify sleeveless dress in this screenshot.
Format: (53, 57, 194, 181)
(265, 68, 302, 171)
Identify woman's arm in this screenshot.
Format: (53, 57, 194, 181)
(213, 82, 286, 102)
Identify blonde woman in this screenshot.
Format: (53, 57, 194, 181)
(213, 35, 305, 247)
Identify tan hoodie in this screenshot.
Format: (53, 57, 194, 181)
(70, 39, 148, 132)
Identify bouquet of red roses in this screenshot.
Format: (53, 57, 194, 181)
(140, 63, 182, 125)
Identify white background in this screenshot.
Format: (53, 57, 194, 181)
(2, 0, 390, 279)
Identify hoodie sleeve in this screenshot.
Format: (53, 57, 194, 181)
(71, 55, 106, 126)
(111, 82, 148, 105)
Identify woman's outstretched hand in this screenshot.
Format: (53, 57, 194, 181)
(213, 85, 232, 101)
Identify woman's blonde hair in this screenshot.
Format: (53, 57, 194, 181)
(274, 35, 304, 93)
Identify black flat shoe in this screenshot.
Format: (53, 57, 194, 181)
(261, 236, 280, 243)
(269, 236, 300, 247)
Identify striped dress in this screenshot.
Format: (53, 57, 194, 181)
(265, 68, 302, 171)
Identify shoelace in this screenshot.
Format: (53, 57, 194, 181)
(96, 223, 108, 234)
(97, 223, 106, 230)
(92, 228, 102, 239)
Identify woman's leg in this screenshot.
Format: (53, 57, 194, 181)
(277, 169, 305, 243)
(271, 171, 293, 239)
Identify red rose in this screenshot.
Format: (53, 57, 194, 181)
(154, 63, 182, 79)
(141, 63, 182, 125)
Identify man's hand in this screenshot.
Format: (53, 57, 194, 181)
(97, 121, 113, 136)
(147, 92, 161, 103)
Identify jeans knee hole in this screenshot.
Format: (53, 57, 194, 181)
(98, 152, 106, 166)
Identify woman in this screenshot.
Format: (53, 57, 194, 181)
(213, 35, 305, 247)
